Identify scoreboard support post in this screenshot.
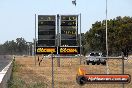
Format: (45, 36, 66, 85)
(79, 13, 82, 65)
(34, 14, 37, 66)
(57, 14, 60, 67)
(51, 52, 54, 88)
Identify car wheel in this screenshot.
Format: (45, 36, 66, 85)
(101, 61, 106, 65)
(92, 62, 95, 65)
(97, 61, 100, 65)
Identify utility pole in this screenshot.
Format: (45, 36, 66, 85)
(106, 0, 109, 74)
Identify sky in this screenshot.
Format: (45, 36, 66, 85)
(0, 0, 132, 43)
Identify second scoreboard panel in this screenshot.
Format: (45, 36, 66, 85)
(60, 15, 78, 46)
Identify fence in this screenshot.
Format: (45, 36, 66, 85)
(12, 55, 132, 88)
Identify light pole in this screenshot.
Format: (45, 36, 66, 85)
(106, 0, 109, 74)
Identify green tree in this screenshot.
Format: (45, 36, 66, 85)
(0, 37, 30, 55)
(84, 16, 132, 56)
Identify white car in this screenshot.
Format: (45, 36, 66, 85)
(85, 52, 106, 65)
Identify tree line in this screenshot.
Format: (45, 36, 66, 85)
(0, 37, 32, 55)
(82, 16, 132, 56)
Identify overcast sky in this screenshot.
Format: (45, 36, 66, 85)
(0, 0, 132, 43)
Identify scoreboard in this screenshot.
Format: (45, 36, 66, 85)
(36, 14, 80, 54)
(60, 15, 78, 46)
(38, 15, 56, 46)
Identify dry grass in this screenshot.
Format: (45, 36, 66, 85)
(9, 56, 132, 88)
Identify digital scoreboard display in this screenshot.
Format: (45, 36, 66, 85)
(38, 15, 56, 46)
(36, 46, 57, 54)
(60, 15, 78, 46)
(58, 47, 80, 54)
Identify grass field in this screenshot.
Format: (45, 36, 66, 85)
(8, 56, 132, 88)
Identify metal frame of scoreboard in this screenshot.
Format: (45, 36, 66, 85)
(35, 14, 81, 55)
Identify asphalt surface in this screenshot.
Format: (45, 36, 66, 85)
(0, 55, 12, 72)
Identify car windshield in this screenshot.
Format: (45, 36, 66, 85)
(90, 53, 95, 56)
(95, 53, 100, 56)
(89, 52, 100, 56)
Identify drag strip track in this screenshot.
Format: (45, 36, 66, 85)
(0, 55, 12, 72)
